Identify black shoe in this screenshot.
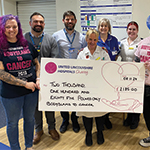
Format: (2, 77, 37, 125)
(73, 123, 80, 133)
(130, 122, 139, 129)
(59, 122, 69, 133)
(85, 134, 93, 146)
(123, 118, 131, 127)
(73, 126, 80, 133)
(104, 118, 112, 129)
(97, 131, 104, 145)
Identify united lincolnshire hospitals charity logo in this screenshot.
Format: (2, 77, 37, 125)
(45, 62, 57, 74)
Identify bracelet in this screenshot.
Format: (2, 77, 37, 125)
(24, 81, 27, 85)
(36, 78, 40, 80)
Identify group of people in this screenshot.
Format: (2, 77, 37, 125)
(0, 9, 150, 150)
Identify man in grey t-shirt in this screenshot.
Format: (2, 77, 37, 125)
(24, 12, 59, 144)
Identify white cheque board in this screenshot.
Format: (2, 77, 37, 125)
(39, 58, 145, 113)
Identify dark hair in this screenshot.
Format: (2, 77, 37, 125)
(0, 14, 27, 50)
(30, 12, 45, 21)
(127, 21, 139, 30)
(63, 10, 76, 20)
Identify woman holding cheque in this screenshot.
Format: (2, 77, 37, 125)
(0, 14, 40, 150)
(77, 29, 110, 146)
(119, 21, 142, 129)
(135, 36, 150, 147)
(97, 18, 120, 129)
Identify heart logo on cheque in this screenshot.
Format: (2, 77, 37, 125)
(100, 62, 143, 112)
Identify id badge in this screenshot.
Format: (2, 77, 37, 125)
(68, 47, 75, 54)
(112, 50, 118, 56)
(129, 47, 134, 50)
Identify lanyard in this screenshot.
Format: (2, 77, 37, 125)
(63, 28, 76, 47)
(29, 32, 44, 52)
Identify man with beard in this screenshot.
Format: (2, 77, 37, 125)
(53, 10, 87, 133)
(24, 12, 59, 144)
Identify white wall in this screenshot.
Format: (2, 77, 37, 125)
(132, 0, 150, 38)
(0, 1, 1, 16)
(2, 0, 150, 38)
(55, 0, 81, 32)
(3, 0, 16, 15)
(55, 0, 150, 39)
(0, 1, 2, 16)
(0, 0, 5, 16)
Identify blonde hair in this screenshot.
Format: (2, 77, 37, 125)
(85, 28, 99, 40)
(98, 18, 111, 34)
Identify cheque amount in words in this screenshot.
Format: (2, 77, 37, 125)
(50, 81, 85, 88)
(50, 89, 90, 94)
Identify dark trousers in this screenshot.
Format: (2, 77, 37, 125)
(125, 113, 140, 123)
(34, 91, 55, 132)
(82, 116, 105, 135)
(143, 85, 150, 131)
(105, 113, 110, 121)
(34, 105, 55, 132)
(61, 111, 78, 125)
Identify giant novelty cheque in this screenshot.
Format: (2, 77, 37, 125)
(39, 58, 145, 113)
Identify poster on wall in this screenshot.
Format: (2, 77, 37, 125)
(39, 58, 145, 113)
(80, 0, 132, 40)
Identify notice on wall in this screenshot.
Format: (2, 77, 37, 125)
(80, 0, 132, 40)
(39, 58, 145, 113)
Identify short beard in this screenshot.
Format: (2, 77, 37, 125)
(65, 23, 75, 31)
(32, 26, 43, 33)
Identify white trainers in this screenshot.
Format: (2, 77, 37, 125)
(139, 138, 150, 147)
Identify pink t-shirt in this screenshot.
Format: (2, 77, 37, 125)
(135, 36, 150, 85)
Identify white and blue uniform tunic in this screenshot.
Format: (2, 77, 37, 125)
(97, 33, 120, 61)
(120, 37, 142, 62)
(77, 45, 110, 117)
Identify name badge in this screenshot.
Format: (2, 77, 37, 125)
(96, 57, 101, 60)
(112, 50, 118, 56)
(68, 47, 75, 53)
(129, 47, 134, 50)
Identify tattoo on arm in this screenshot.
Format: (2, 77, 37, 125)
(33, 58, 40, 78)
(0, 61, 26, 87)
(0, 69, 26, 87)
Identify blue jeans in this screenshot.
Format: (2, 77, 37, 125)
(1, 90, 38, 150)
